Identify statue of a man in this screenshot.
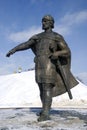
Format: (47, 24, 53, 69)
(6, 15, 78, 122)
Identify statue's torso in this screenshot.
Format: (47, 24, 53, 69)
(33, 32, 58, 83)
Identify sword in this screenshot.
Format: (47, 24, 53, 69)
(57, 59, 73, 99)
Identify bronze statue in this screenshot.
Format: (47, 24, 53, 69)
(6, 15, 78, 122)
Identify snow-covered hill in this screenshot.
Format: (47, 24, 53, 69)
(0, 71, 87, 108)
(77, 72, 87, 85)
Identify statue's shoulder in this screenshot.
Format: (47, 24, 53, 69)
(52, 31, 64, 41)
(30, 32, 44, 40)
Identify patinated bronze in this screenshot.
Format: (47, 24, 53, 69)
(6, 15, 78, 122)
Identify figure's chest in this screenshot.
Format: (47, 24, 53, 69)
(36, 35, 56, 51)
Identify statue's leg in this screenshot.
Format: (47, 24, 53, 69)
(38, 83, 43, 103)
(37, 83, 43, 116)
(38, 83, 53, 122)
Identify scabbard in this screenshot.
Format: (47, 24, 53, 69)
(57, 59, 73, 99)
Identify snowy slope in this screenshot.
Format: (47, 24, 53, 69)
(77, 72, 87, 85)
(0, 71, 87, 108)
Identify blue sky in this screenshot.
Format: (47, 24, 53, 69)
(0, 0, 87, 75)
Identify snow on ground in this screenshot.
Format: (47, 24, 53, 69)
(0, 108, 87, 130)
(0, 70, 87, 108)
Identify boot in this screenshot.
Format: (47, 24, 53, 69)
(37, 100, 51, 122)
(38, 113, 51, 122)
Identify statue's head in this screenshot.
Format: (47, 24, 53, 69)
(42, 15, 54, 30)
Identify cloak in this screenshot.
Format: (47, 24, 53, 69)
(52, 58, 79, 97)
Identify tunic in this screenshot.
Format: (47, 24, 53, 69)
(33, 32, 57, 84)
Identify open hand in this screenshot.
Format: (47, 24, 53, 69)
(6, 49, 15, 57)
(6, 51, 12, 57)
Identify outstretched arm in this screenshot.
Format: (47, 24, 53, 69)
(6, 38, 35, 57)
